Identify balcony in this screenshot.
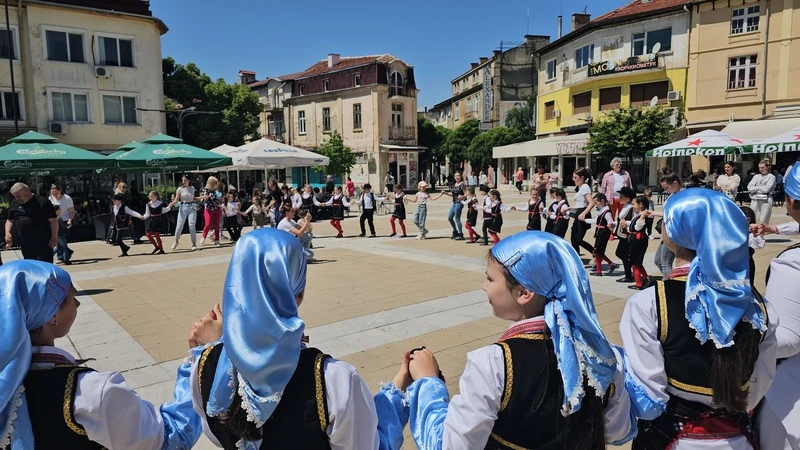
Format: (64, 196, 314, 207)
(388, 126, 416, 141)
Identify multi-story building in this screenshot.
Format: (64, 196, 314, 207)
(0, 0, 167, 150)
(495, 1, 691, 186)
(244, 70, 300, 143)
(284, 54, 421, 190)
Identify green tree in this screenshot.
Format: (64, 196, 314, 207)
(313, 131, 357, 177)
(465, 127, 523, 170)
(586, 106, 679, 171)
(162, 57, 262, 148)
(417, 115, 452, 170)
(442, 119, 480, 168)
(504, 95, 536, 140)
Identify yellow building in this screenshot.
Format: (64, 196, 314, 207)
(0, 0, 168, 150)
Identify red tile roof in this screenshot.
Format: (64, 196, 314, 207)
(293, 54, 403, 79)
(248, 78, 270, 89)
(592, 0, 692, 23)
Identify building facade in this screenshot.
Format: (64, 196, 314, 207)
(284, 54, 421, 190)
(0, 0, 167, 150)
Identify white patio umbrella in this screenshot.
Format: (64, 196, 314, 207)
(646, 130, 747, 158)
(231, 137, 329, 168)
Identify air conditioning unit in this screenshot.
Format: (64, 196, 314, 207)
(667, 90, 681, 101)
(49, 122, 68, 135)
(95, 66, 110, 78)
(552, 110, 561, 118)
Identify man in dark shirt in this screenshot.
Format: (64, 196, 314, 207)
(5, 183, 58, 262)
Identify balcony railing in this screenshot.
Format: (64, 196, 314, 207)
(388, 126, 416, 141)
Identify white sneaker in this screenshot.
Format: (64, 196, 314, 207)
(171, 242, 178, 250)
(214, 241, 221, 246)
(199, 237, 206, 245)
(191, 245, 198, 251)
(416, 234, 423, 240)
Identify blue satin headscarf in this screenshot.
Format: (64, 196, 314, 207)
(0, 260, 73, 449)
(212, 228, 306, 430)
(663, 188, 765, 348)
(491, 231, 617, 416)
(785, 163, 800, 201)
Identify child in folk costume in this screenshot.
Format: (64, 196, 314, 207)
(242, 196, 267, 229)
(375, 232, 629, 449)
(358, 183, 377, 238)
(548, 189, 570, 238)
(291, 188, 303, 209)
(739, 206, 763, 287)
(389, 184, 407, 238)
(405, 181, 433, 239)
(186, 229, 401, 450)
(322, 186, 350, 238)
(223, 192, 242, 243)
(142, 191, 171, 255)
(584, 193, 618, 276)
(111, 193, 144, 257)
(462, 187, 480, 243)
(613, 188, 776, 448)
(613, 188, 637, 284)
(525, 185, 545, 231)
(480, 190, 516, 246)
(627, 196, 652, 290)
(300, 184, 321, 221)
(544, 188, 557, 234)
(0, 261, 201, 450)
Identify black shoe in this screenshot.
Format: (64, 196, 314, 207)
(450, 232, 458, 240)
(389, 233, 397, 237)
(590, 272, 603, 277)
(133, 240, 142, 245)
(359, 233, 366, 237)
(63, 260, 72, 265)
(119, 253, 128, 257)
(607, 263, 619, 274)
(150, 248, 160, 255)
(369, 234, 376, 238)
(616, 277, 635, 283)
(480, 242, 489, 246)
(628, 285, 644, 290)
(68, 249, 74, 257)
(455, 235, 465, 241)
(158, 250, 166, 255)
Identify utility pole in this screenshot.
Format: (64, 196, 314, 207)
(136, 106, 219, 140)
(4, 0, 18, 134)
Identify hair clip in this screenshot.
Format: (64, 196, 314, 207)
(501, 251, 524, 269)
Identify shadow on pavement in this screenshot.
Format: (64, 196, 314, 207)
(308, 259, 336, 265)
(69, 258, 111, 265)
(78, 288, 113, 296)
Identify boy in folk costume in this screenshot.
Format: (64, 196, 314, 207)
(627, 196, 652, 290)
(525, 185, 545, 231)
(613, 187, 636, 284)
(358, 183, 377, 238)
(612, 189, 777, 448)
(322, 186, 350, 238)
(584, 193, 618, 276)
(548, 189, 570, 238)
(0, 261, 201, 449)
(110, 193, 144, 257)
(375, 232, 630, 448)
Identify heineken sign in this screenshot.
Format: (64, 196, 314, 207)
(749, 142, 800, 154)
(649, 147, 729, 157)
(589, 54, 659, 77)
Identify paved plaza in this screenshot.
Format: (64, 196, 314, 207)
(4, 193, 793, 448)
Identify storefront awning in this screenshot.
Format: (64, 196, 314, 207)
(493, 133, 589, 159)
(721, 118, 800, 140)
(379, 144, 428, 152)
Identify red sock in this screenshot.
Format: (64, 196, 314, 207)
(390, 217, 397, 234)
(594, 254, 603, 273)
(145, 232, 157, 248)
(154, 233, 163, 251)
(399, 220, 406, 235)
(490, 232, 500, 244)
(633, 265, 647, 286)
(465, 222, 476, 242)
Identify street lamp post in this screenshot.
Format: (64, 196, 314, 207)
(136, 106, 219, 140)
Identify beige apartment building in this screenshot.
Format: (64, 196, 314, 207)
(0, 0, 167, 150)
(283, 54, 421, 190)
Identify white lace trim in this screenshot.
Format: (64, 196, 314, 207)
(685, 277, 761, 349)
(236, 372, 282, 428)
(1, 386, 25, 448)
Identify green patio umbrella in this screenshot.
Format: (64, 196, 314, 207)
(112, 134, 231, 171)
(0, 131, 116, 174)
(105, 140, 142, 159)
(741, 128, 800, 154)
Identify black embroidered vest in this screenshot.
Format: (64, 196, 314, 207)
(485, 336, 573, 450)
(198, 344, 331, 450)
(22, 366, 105, 449)
(113, 206, 130, 229)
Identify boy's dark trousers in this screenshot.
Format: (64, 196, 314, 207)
(360, 208, 376, 235)
(482, 218, 491, 244)
(615, 238, 633, 279)
(113, 227, 130, 255)
(224, 216, 241, 241)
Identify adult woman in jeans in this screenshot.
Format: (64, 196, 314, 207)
(652, 172, 683, 275)
(571, 168, 596, 257)
(441, 171, 467, 240)
(49, 184, 75, 265)
(168, 175, 199, 251)
(200, 176, 222, 246)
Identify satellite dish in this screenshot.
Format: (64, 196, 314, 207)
(650, 96, 659, 107)
(607, 60, 616, 70)
(651, 42, 661, 54)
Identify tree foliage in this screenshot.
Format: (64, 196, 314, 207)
(417, 115, 452, 167)
(443, 119, 480, 166)
(313, 131, 356, 177)
(466, 127, 523, 171)
(162, 57, 262, 148)
(504, 95, 536, 140)
(586, 107, 679, 166)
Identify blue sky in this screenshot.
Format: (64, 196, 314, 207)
(152, 0, 627, 109)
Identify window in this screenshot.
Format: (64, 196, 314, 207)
(466, 95, 473, 113)
(45, 30, 85, 63)
(731, 5, 760, 35)
(323, 80, 330, 92)
(630, 81, 669, 107)
(575, 44, 594, 68)
(0, 26, 18, 60)
(573, 92, 591, 115)
(299, 84, 305, 96)
(632, 28, 672, 56)
(353, 103, 362, 130)
(599, 87, 622, 111)
(0, 92, 22, 120)
(544, 101, 555, 120)
(391, 103, 403, 127)
(454, 101, 460, 120)
(390, 72, 404, 96)
(51, 91, 90, 122)
(546, 59, 557, 80)
(322, 107, 331, 132)
(103, 95, 137, 124)
(98, 36, 134, 67)
(354, 73, 361, 87)
(298, 110, 306, 134)
(728, 55, 758, 89)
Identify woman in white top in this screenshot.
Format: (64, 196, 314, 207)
(49, 184, 75, 265)
(715, 162, 741, 201)
(168, 175, 199, 251)
(571, 168, 596, 257)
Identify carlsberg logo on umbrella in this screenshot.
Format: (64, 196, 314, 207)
(4, 161, 32, 168)
(650, 147, 729, 157)
(146, 159, 171, 166)
(16, 149, 67, 156)
(153, 149, 192, 156)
